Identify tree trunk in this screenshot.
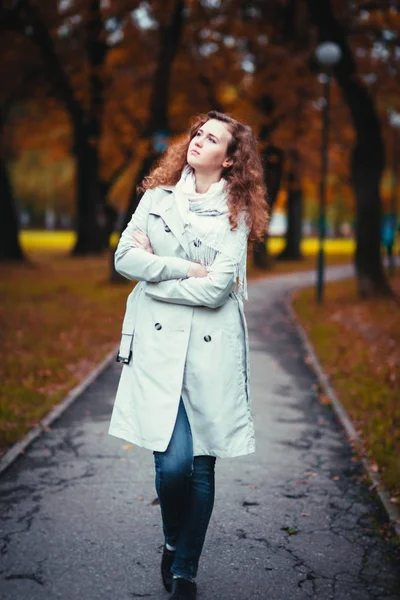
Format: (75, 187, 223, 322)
(307, 0, 392, 297)
(343, 89, 390, 296)
(73, 0, 108, 254)
(72, 127, 106, 255)
(143, 0, 185, 137)
(0, 101, 25, 262)
(352, 145, 387, 296)
(278, 150, 303, 261)
(278, 190, 303, 261)
(252, 237, 269, 269)
(0, 155, 25, 261)
(109, 152, 160, 282)
(111, 0, 186, 280)
(126, 153, 160, 227)
(120, 0, 185, 224)
(253, 145, 284, 268)
(20, 1, 108, 256)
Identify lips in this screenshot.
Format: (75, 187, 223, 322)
(190, 149, 200, 155)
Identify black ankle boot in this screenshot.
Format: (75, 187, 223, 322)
(161, 546, 175, 593)
(170, 577, 197, 599)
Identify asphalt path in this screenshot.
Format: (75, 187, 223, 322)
(1, 266, 399, 600)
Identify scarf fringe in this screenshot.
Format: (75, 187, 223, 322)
(175, 166, 249, 301)
(191, 237, 248, 301)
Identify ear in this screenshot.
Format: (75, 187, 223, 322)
(222, 156, 234, 168)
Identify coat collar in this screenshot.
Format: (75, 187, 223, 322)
(155, 186, 190, 256)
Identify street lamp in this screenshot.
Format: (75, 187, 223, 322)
(387, 110, 400, 275)
(314, 42, 342, 304)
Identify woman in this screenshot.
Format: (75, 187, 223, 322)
(109, 111, 269, 599)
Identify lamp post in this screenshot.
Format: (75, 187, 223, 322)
(388, 110, 400, 275)
(314, 42, 342, 304)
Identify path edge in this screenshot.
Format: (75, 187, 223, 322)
(285, 293, 400, 538)
(0, 345, 118, 478)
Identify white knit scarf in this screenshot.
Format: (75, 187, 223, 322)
(174, 165, 249, 300)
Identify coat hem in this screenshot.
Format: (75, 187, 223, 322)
(109, 427, 255, 458)
(192, 444, 256, 459)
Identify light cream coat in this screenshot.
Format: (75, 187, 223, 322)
(108, 186, 255, 458)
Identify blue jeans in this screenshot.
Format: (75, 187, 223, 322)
(153, 399, 216, 580)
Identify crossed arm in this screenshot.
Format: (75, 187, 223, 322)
(114, 190, 194, 283)
(144, 253, 239, 309)
(115, 189, 246, 309)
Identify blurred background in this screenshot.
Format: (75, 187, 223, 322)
(1, 0, 399, 272)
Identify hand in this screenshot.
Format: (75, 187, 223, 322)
(132, 229, 154, 254)
(186, 262, 208, 278)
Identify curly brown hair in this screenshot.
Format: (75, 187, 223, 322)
(141, 111, 270, 242)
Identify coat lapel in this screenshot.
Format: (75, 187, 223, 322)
(156, 186, 191, 257)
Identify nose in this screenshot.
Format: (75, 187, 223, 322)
(194, 136, 203, 148)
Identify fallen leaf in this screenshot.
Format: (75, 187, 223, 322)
(319, 394, 331, 405)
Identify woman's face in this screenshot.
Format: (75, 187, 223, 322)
(187, 119, 233, 174)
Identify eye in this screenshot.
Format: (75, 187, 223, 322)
(208, 136, 216, 144)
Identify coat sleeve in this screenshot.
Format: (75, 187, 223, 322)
(115, 189, 193, 283)
(144, 253, 236, 309)
(145, 223, 248, 309)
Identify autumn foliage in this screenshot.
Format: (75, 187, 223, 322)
(1, 1, 399, 246)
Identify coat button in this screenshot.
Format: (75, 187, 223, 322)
(204, 335, 211, 342)
(155, 323, 162, 330)
(164, 225, 171, 233)
(194, 239, 201, 247)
